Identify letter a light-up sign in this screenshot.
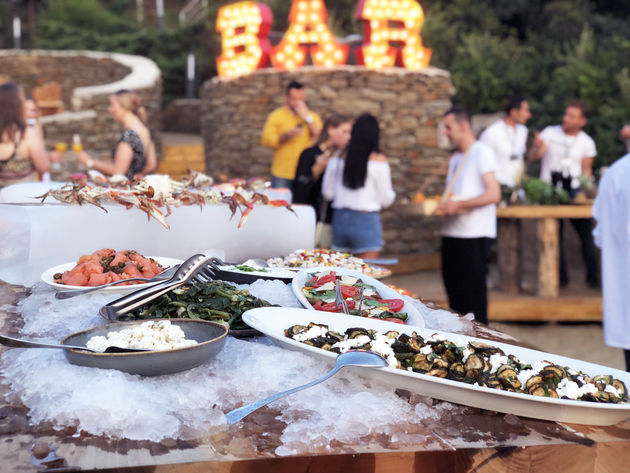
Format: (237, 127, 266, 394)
(270, 0, 349, 71)
(216, 2, 273, 78)
(356, 0, 432, 70)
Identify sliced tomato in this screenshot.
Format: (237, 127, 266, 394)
(340, 285, 359, 298)
(311, 272, 337, 288)
(380, 298, 405, 312)
(382, 317, 407, 324)
(313, 300, 339, 312)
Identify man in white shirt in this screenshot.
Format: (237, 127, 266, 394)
(592, 153, 630, 371)
(479, 95, 531, 187)
(530, 100, 599, 288)
(436, 106, 501, 325)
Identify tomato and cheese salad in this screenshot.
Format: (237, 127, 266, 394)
(301, 270, 408, 323)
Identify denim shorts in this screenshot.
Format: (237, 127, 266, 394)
(331, 208, 383, 253)
(270, 175, 293, 190)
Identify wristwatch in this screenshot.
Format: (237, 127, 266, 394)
(304, 115, 314, 124)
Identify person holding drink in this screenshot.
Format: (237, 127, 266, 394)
(75, 90, 157, 180)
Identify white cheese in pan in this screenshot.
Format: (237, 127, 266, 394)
(86, 320, 197, 352)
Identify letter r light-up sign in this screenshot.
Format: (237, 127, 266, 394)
(216, 0, 431, 78)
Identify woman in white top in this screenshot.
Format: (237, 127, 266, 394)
(322, 113, 395, 258)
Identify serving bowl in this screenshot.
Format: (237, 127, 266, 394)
(61, 319, 228, 376)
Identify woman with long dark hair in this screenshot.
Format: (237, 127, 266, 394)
(292, 112, 351, 247)
(0, 82, 51, 187)
(321, 113, 395, 258)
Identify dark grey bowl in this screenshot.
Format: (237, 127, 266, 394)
(61, 319, 228, 376)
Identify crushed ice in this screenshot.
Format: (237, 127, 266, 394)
(1, 280, 469, 449)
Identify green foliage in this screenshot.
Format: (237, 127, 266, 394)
(35, 0, 214, 103)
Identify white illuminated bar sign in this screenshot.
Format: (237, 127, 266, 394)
(216, 0, 432, 78)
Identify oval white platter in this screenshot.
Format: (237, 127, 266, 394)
(243, 307, 630, 426)
(291, 266, 425, 328)
(41, 256, 183, 293)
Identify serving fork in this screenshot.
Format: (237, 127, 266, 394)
(99, 254, 221, 321)
(334, 279, 350, 315)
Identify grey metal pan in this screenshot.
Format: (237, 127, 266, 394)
(61, 319, 228, 376)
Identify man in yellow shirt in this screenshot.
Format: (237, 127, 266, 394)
(261, 81, 322, 189)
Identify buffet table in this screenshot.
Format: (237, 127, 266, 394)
(496, 205, 593, 298)
(2, 281, 629, 473)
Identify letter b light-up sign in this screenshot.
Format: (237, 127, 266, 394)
(216, 2, 273, 78)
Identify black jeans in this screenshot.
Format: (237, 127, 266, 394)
(558, 218, 599, 285)
(441, 237, 493, 325)
(551, 172, 599, 285)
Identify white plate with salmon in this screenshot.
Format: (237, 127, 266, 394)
(41, 249, 182, 293)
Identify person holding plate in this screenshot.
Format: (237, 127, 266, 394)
(436, 105, 500, 325)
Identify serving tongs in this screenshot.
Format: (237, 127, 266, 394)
(99, 254, 220, 321)
(334, 280, 350, 315)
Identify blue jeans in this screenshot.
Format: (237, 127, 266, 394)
(271, 175, 293, 189)
(331, 208, 383, 253)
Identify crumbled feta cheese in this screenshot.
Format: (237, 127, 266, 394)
(340, 275, 359, 286)
(556, 378, 580, 399)
(86, 320, 197, 352)
(605, 385, 620, 397)
(556, 378, 600, 399)
(331, 335, 371, 352)
(419, 345, 433, 355)
(489, 354, 510, 374)
(362, 288, 377, 297)
(370, 333, 397, 367)
(517, 369, 537, 387)
(581, 383, 598, 395)
(293, 325, 329, 342)
(315, 282, 335, 292)
(369, 307, 386, 316)
(430, 334, 445, 342)
(462, 348, 473, 363)
(452, 337, 466, 348)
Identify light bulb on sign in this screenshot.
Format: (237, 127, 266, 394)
(355, 0, 432, 70)
(216, 1, 273, 78)
(270, 0, 349, 71)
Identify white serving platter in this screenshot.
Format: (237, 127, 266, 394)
(292, 266, 425, 328)
(242, 307, 630, 426)
(41, 256, 182, 293)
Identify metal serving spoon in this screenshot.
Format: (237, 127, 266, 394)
(224, 350, 388, 424)
(0, 334, 150, 353)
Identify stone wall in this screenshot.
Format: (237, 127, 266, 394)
(162, 99, 202, 134)
(0, 50, 162, 168)
(201, 66, 455, 256)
